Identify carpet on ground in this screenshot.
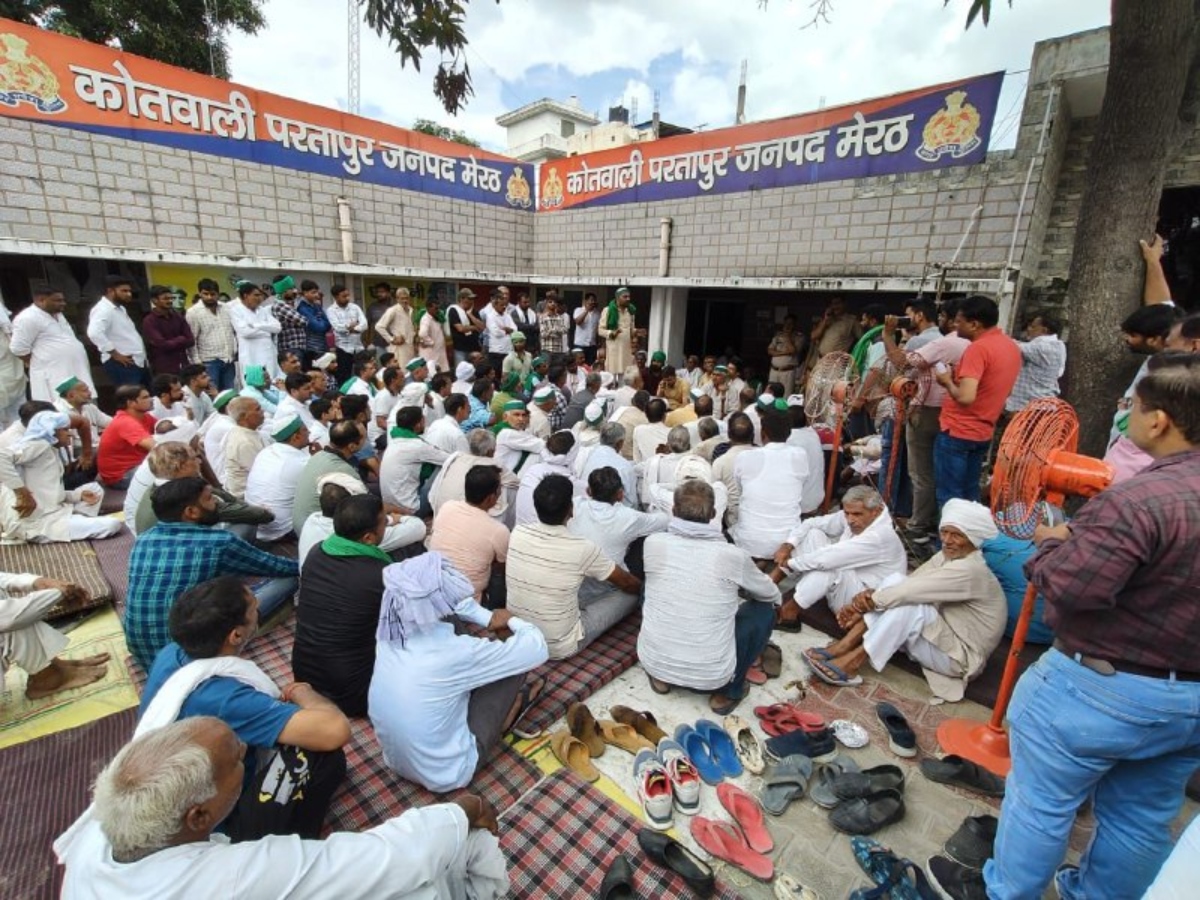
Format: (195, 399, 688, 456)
(0, 707, 135, 900)
(89, 529, 133, 617)
(0, 607, 139, 749)
(0, 540, 112, 620)
(500, 768, 743, 900)
(516, 612, 642, 735)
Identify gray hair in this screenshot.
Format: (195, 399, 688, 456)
(585, 372, 602, 390)
(673, 479, 715, 524)
(147, 443, 194, 479)
(842, 484, 884, 510)
(622, 366, 642, 388)
(92, 718, 221, 861)
(227, 396, 259, 426)
(697, 417, 720, 441)
(666, 425, 691, 454)
(467, 427, 496, 457)
(599, 421, 625, 449)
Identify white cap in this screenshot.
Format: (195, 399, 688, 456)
(689, 387, 705, 400)
(455, 361, 475, 380)
(317, 472, 366, 495)
(584, 401, 605, 424)
(313, 352, 336, 370)
(533, 385, 554, 401)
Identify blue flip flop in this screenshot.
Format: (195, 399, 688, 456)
(804, 652, 864, 687)
(674, 723, 724, 785)
(694, 718, 744, 779)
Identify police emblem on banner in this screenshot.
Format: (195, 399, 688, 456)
(916, 90, 981, 162)
(540, 166, 564, 209)
(505, 167, 533, 209)
(0, 32, 66, 114)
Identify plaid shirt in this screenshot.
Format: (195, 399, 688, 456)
(1005, 335, 1067, 413)
(1029, 448, 1200, 673)
(125, 522, 299, 671)
(272, 299, 308, 354)
(186, 301, 238, 364)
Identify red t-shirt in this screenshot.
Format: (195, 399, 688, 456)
(98, 411, 156, 483)
(939, 328, 1021, 442)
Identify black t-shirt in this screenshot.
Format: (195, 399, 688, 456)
(292, 548, 388, 717)
(448, 307, 479, 353)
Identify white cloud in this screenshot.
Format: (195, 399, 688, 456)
(225, 0, 1110, 152)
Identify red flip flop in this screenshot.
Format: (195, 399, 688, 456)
(717, 783, 774, 853)
(753, 704, 826, 737)
(690, 817, 775, 881)
(745, 665, 769, 686)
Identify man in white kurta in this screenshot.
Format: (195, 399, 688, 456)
(244, 415, 312, 542)
(198, 390, 238, 485)
(597, 288, 639, 376)
(803, 500, 1006, 700)
(380, 408, 450, 513)
(769, 485, 907, 621)
(0, 412, 121, 544)
(375, 290, 417, 369)
(221, 398, 270, 500)
(0, 296, 27, 428)
(10, 288, 95, 403)
(2, 571, 110, 699)
(227, 284, 282, 383)
(729, 412, 811, 558)
(493, 404, 546, 476)
(568, 467, 668, 572)
(54, 717, 510, 900)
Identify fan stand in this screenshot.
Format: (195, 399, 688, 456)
(821, 399, 845, 513)
(936, 570, 1039, 776)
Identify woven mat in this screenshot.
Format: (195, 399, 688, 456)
(517, 613, 641, 735)
(500, 768, 743, 900)
(0, 708, 135, 900)
(0, 541, 111, 620)
(89, 528, 133, 618)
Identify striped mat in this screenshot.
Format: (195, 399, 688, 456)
(0, 540, 112, 620)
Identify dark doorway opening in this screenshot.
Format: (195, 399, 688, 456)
(1158, 186, 1200, 311)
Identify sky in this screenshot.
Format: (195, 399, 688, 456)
(226, 0, 1111, 154)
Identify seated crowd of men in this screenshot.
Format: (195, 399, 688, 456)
(4, 268, 1196, 899)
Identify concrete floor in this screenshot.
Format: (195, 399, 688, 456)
(547, 624, 1198, 900)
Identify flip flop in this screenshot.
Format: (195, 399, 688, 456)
(745, 665, 769, 686)
(810, 758, 865, 808)
(695, 718, 744, 779)
(717, 782, 773, 853)
(759, 754, 813, 816)
(567, 702, 606, 757)
(508, 675, 547, 739)
(551, 730, 600, 782)
(804, 652, 863, 687)
(611, 705, 669, 744)
(774, 873, 821, 900)
(690, 817, 775, 882)
(761, 642, 784, 678)
(753, 703, 827, 737)
(598, 719, 656, 754)
(674, 723, 724, 785)
(723, 715, 766, 775)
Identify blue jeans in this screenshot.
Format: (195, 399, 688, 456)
(984, 649, 1200, 900)
(721, 601, 777, 699)
(102, 359, 149, 388)
(933, 431, 990, 508)
(203, 359, 237, 392)
(249, 576, 299, 619)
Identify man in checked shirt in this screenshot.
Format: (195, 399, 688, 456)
(928, 354, 1200, 900)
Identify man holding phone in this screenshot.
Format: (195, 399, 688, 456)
(573, 293, 600, 365)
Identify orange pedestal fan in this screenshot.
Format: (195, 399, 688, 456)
(935, 397, 1114, 775)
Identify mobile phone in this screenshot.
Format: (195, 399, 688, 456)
(895, 316, 912, 328)
(935, 362, 948, 375)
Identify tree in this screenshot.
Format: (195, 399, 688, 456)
(412, 118, 480, 147)
(0, 0, 266, 80)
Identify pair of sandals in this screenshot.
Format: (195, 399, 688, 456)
(849, 837, 939, 900)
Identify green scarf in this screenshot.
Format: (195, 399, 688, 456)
(415, 307, 446, 326)
(850, 325, 883, 375)
(389, 426, 437, 483)
(320, 533, 392, 563)
(339, 376, 376, 397)
(604, 300, 635, 331)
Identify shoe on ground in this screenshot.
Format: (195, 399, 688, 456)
(943, 814, 997, 870)
(828, 788, 905, 835)
(657, 738, 701, 814)
(927, 854, 988, 900)
(764, 727, 838, 764)
(598, 852, 635, 899)
(633, 748, 674, 830)
(637, 828, 716, 898)
(920, 754, 1005, 797)
(567, 702, 607, 758)
(876, 701, 918, 758)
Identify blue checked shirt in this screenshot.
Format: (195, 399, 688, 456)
(272, 299, 309, 354)
(124, 522, 299, 671)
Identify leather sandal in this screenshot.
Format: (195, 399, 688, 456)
(611, 705, 668, 744)
(551, 730, 600, 782)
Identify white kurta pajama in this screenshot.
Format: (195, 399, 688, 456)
(9, 306, 95, 403)
(1, 572, 69, 678)
(0, 302, 27, 428)
(244, 442, 311, 541)
(783, 508, 907, 614)
(729, 443, 811, 558)
(598, 306, 635, 376)
(0, 440, 117, 543)
(228, 299, 282, 382)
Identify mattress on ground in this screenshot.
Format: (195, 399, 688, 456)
(0, 540, 112, 620)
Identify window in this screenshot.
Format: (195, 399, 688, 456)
(560, 119, 576, 139)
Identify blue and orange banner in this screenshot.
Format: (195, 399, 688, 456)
(537, 72, 1005, 211)
(0, 18, 536, 209)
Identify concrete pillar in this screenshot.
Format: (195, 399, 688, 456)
(647, 287, 689, 364)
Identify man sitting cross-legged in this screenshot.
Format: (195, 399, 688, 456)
(54, 717, 509, 898)
(1, 571, 109, 699)
(507, 474, 641, 659)
(370, 553, 549, 793)
(297, 474, 426, 566)
(140, 576, 350, 841)
(802, 499, 1006, 697)
(768, 484, 907, 630)
(639, 480, 781, 714)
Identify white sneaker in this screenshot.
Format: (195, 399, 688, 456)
(634, 749, 674, 830)
(657, 738, 701, 814)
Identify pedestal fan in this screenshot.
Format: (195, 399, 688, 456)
(805, 351, 857, 512)
(936, 397, 1114, 775)
(853, 353, 930, 508)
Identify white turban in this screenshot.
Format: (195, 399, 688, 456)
(154, 417, 198, 445)
(399, 383, 429, 407)
(317, 472, 366, 495)
(673, 454, 714, 484)
(455, 361, 475, 381)
(584, 401, 605, 425)
(940, 499, 998, 548)
(377, 552, 474, 643)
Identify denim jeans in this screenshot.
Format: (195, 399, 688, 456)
(249, 576, 299, 619)
(721, 601, 777, 699)
(203, 359, 237, 392)
(984, 649, 1200, 900)
(102, 359, 149, 388)
(933, 430, 990, 508)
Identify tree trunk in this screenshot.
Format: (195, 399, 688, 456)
(1064, 0, 1198, 458)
